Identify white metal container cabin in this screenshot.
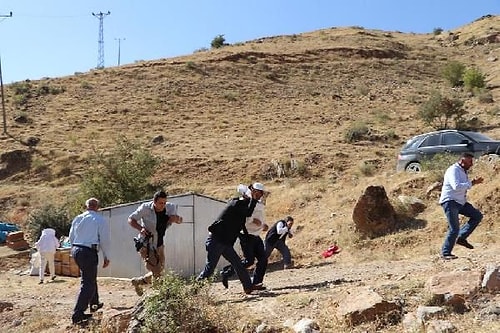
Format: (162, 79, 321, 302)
(96, 193, 229, 278)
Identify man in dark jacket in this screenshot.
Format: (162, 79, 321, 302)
(264, 216, 294, 269)
(197, 182, 265, 294)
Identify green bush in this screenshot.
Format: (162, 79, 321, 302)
(78, 137, 163, 209)
(211, 34, 226, 49)
(26, 204, 71, 242)
(420, 153, 457, 182)
(344, 122, 370, 142)
(475, 88, 493, 103)
(10, 81, 32, 107)
(11, 81, 32, 95)
(441, 61, 465, 87)
(358, 161, 375, 176)
(141, 273, 230, 332)
(463, 67, 486, 91)
(418, 91, 465, 129)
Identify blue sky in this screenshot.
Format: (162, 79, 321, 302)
(0, 0, 498, 84)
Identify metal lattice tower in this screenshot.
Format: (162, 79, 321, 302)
(92, 11, 110, 69)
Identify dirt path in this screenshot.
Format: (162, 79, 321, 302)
(1, 243, 497, 332)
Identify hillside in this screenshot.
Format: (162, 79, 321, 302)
(0, 15, 499, 332)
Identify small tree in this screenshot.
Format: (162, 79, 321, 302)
(211, 34, 226, 49)
(441, 61, 465, 87)
(418, 91, 465, 129)
(78, 137, 163, 209)
(463, 67, 486, 92)
(26, 204, 71, 242)
(433, 27, 443, 35)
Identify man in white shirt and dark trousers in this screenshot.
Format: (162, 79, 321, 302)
(69, 198, 111, 325)
(264, 216, 294, 269)
(439, 153, 483, 260)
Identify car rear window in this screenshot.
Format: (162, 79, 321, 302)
(402, 136, 423, 150)
(464, 131, 494, 142)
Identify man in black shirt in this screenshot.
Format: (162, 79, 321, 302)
(197, 182, 265, 294)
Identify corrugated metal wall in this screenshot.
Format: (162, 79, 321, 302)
(96, 193, 228, 278)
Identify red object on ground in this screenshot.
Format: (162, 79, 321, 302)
(321, 244, 341, 258)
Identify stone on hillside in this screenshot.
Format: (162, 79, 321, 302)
(352, 185, 396, 238)
(0, 150, 31, 180)
(255, 322, 271, 333)
(101, 308, 134, 333)
(402, 312, 423, 333)
(336, 287, 401, 326)
(25, 136, 40, 147)
(416, 306, 446, 320)
(397, 195, 427, 217)
(0, 301, 13, 312)
(292, 318, 320, 333)
(426, 319, 456, 333)
(151, 135, 165, 144)
(426, 181, 443, 197)
(427, 270, 482, 311)
(481, 264, 500, 292)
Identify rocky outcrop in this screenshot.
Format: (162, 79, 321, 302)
(336, 287, 401, 326)
(352, 185, 397, 238)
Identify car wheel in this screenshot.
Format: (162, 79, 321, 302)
(405, 162, 421, 172)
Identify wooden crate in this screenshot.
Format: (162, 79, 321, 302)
(53, 249, 80, 277)
(58, 249, 72, 265)
(70, 263, 80, 277)
(6, 231, 25, 242)
(54, 261, 62, 275)
(61, 264, 71, 276)
(7, 239, 29, 251)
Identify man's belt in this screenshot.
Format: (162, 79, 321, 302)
(73, 244, 98, 251)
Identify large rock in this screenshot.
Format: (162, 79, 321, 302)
(336, 287, 401, 326)
(101, 308, 134, 333)
(427, 270, 482, 311)
(0, 150, 31, 180)
(352, 185, 396, 238)
(482, 264, 500, 292)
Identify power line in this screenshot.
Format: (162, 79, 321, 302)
(92, 11, 110, 69)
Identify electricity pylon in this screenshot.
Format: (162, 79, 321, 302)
(92, 11, 110, 69)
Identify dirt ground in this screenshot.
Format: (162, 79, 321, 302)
(0, 241, 498, 332)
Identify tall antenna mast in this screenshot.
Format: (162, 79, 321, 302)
(0, 11, 12, 135)
(92, 11, 110, 69)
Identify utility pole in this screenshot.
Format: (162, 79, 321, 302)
(92, 11, 110, 69)
(0, 12, 12, 135)
(115, 38, 125, 66)
(1, 56, 6, 134)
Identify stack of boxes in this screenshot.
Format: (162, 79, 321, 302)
(54, 248, 80, 277)
(6, 231, 30, 250)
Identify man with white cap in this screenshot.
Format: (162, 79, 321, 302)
(220, 184, 269, 290)
(197, 182, 265, 294)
